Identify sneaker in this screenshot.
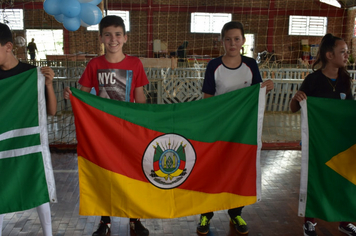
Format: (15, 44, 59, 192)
(92, 221, 110, 236)
(197, 215, 212, 234)
(303, 221, 317, 236)
(339, 223, 356, 236)
(130, 220, 149, 236)
(230, 215, 249, 234)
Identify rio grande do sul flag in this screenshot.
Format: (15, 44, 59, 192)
(298, 97, 356, 222)
(0, 68, 57, 214)
(70, 84, 266, 219)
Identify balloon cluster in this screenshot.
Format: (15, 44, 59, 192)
(44, 0, 103, 31)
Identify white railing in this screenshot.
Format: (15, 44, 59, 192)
(48, 66, 356, 146)
(53, 67, 356, 110)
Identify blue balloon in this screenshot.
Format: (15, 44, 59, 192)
(80, 4, 102, 25)
(88, 0, 102, 6)
(54, 14, 64, 23)
(80, 20, 90, 27)
(43, 0, 61, 15)
(60, 0, 81, 18)
(63, 16, 81, 31)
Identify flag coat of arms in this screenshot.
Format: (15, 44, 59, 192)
(70, 84, 266, 219)
(298, 97, 356, 222)
(0, 68, 57, 214)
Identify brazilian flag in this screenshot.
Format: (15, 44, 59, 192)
(298, 96, 356, 222)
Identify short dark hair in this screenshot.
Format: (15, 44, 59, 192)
(99, 15, 126, 36)
(0, 23, 13, 46)
(221, 21, 245, 39)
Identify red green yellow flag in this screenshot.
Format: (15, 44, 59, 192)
(298, 97, 356, 222)
(70, 84, 266, 219)
(0, 68, 57, 214)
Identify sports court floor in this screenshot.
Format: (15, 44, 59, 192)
(1, 150, 345, 236)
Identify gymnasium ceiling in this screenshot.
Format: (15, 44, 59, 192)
(338, 0, 356, 8)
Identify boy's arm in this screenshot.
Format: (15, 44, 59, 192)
(80, 86, 92, 93)
(261, 79, 274, 94)
(134, 86, 146, 104)
(203, 93, 214, 99)
(63, 85, 91, 99)
(41, 67, 57, 116)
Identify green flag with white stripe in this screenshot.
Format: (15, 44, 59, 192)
(0, 67, 57, 214)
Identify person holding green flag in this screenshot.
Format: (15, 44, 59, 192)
(0, 23, 57, 236)
(196, 21, 274, 235)
(64, 15, 150, 236)
(290, 33, 356, 236)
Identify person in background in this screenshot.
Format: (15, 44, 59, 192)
(0, 22, 57, 236)
(196, 21, 274, 235)
(27, 38, 38, 64)
(177, 41, 189, 67)
(290, 33, 356, 236)
(63, 15, 149, 236)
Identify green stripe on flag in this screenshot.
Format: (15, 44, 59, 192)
(71, 84, 261, 145)
(299, 97, 356, 222)
(0, 153, 49, 214)
(0, 69, 38, 134)
(0, 134, 40, 152)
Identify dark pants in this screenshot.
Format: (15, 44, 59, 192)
(29, 53, 35, 60)
(201, 206, 244, 219)
(101, 216, 138, 224)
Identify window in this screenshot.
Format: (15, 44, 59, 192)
(243, 34, 255, 58)
(26, 30, 63, 60)
(320, 0, 341, 8)
(289, 15, 327, 36)
(87, 10, 130, 31)
(190, 12, 231, 33)
(0, 9, 23, 30)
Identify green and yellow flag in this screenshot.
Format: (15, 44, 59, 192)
(299, 97, 356, 222)
(0, 68, 57, 214)
(70, 84, 266, 219)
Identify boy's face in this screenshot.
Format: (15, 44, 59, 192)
(100, 26, 127, 55)
(222, 28, 245, 57)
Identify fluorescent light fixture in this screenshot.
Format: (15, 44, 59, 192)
(320, 0, 341, 8)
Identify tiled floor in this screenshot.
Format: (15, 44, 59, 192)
(1, 150, 347, 236)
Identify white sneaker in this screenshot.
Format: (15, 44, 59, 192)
(303, 221, 317, 236)
(339, 223, 356, 236)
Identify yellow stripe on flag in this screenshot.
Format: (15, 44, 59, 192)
(326, 144, 356, 185)
(78, 156, 256, 219)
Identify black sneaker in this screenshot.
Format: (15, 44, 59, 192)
(196, 215, 212, 234)
(130, 220, 149, 236)
(92, 221, 110, 236)
(230, 215, 249, 234)
(339, 223, 356, 236)
(303, 221, 317, 236)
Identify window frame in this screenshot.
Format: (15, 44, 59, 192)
(288, 15, 327, 36)
(87, 10, 130, 32)
(0, 9, 24, 30)
(190, 12, 232, 34)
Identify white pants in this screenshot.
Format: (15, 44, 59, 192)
(0, 202, 52, 236)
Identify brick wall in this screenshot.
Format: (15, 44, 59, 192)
(10, 0, 355, 65)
